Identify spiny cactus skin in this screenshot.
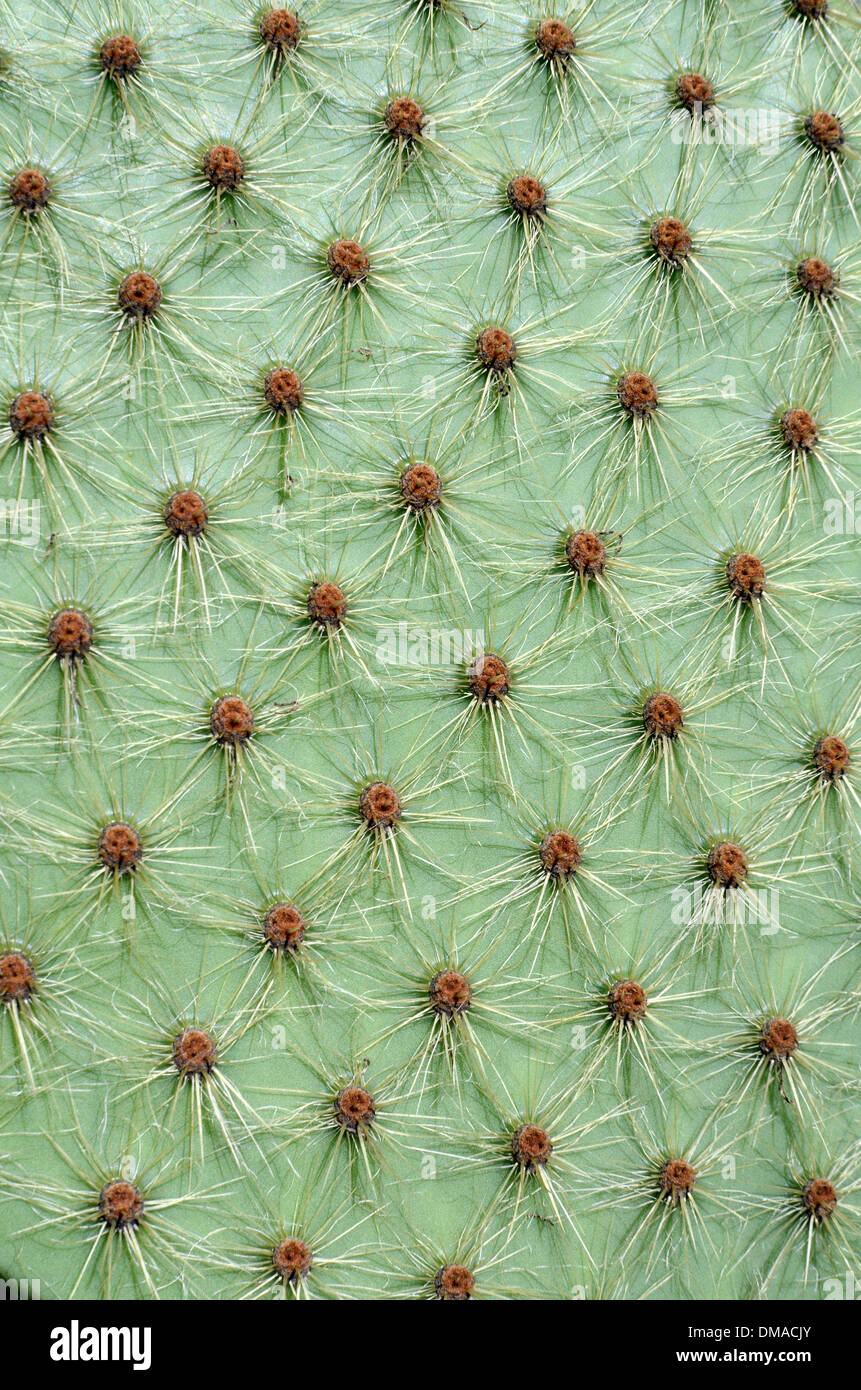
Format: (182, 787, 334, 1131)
(0, 0, 858, 1302)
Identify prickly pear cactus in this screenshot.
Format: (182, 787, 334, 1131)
(0, 0, 858, 1302)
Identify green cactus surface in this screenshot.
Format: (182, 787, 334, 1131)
(0, 0, 858, 1302)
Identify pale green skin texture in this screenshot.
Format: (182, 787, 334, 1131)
(0, 0, 857, 1299)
